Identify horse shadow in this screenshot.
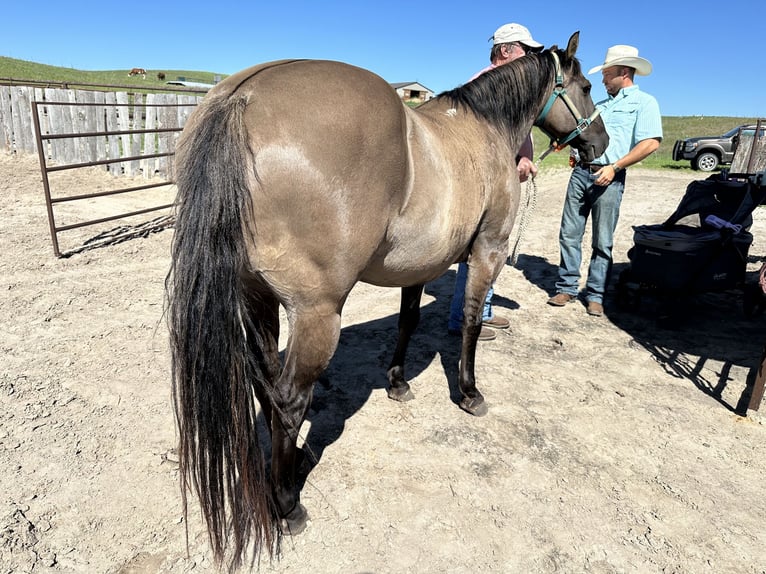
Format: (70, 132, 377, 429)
(604, 259, 765, 415)
(262, 269, 525, 483)
(262, 248, 765, 488)
(510, 253, 560, 295)
(258, 271, 455, 478)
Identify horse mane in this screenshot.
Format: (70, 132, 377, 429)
(438, 48, 572, 140)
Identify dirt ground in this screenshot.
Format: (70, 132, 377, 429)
(2, 151, 766, 574)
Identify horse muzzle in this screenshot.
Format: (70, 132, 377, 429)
(575, 142, 605, 164)
(571, 117, 609, 163)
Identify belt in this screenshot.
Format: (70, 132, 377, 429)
(578, 162, 606, 173)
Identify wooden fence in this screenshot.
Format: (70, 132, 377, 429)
(1, 83, 208, 256)
(0, 84, 203, 177)
(731, 119, 766, 175)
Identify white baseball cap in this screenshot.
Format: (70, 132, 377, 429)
(490, 23, 543, 50)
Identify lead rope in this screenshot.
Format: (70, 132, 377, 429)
(508, 174, 538, 267)
(508, 140, 567, 266)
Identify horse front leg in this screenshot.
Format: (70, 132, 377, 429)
(458, 255, 500, 417)
(386, 284, 424, 402)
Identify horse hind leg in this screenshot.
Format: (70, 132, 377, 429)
(386, 284, 424, 402)
(270, 304, 342, 534)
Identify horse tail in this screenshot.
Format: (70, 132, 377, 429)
(166, 92, 280, 569)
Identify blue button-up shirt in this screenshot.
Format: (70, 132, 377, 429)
(592, 84, 663, 165)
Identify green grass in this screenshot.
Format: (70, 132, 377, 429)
(3, 55, 760, 173)
(533, 116, 762, 172)
(0, 55, 226, 91)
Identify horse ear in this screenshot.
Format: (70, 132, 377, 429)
(565, 31, 580, 60)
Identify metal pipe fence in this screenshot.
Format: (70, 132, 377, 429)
(30, 96, 200, 257)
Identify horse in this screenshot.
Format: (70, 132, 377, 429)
(167, 31, 607, 570)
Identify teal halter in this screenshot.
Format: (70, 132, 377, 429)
(535, 51, 602, 161)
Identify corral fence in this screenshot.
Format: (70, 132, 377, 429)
(0, 80, 207, 257)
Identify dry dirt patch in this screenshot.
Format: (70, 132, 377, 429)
(1, 152, 765, 574)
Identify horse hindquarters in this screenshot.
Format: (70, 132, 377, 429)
(168, 94, 280, 569)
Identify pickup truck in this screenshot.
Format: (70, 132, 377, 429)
(672, 124, 765, 172)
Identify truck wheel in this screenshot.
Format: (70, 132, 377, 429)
(694, 152, 719, 172)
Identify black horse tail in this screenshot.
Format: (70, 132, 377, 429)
(166, 92, 280, 570)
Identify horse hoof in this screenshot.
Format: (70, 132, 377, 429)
(280, 503, 309, 536)
(387, 385, 414, 402)
(460, 395, 488, 417)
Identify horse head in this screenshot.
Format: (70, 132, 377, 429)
(534, 32, 609, 163)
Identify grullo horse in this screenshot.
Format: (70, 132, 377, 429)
(167, 32, 608, 570)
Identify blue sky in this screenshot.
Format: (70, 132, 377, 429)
(3, 1, 763, 117)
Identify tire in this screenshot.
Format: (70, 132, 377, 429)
(694, 151, 719, 172)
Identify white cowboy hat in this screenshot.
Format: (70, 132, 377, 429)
(490, 23, 543, 50)
(588, 45, 652, 76)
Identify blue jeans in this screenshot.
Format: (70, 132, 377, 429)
(555, 166, 625, 304)
(448, 261, 493, 331)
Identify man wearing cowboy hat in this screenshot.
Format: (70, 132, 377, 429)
(547, 45, 663, 317)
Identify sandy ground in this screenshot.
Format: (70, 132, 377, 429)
(2, 151, 766, 574)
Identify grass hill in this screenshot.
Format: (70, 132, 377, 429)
(0, 55, 225, 91)
(1, 55, 761, 171)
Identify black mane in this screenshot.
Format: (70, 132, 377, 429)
(437, 49, 569, 138)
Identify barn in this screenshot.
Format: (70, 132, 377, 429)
(390, 81, 434, 103)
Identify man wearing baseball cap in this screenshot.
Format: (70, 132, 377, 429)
(490, 23, 543, 52)
(448, 23, 543, 341)
(548, 45, 663, 317)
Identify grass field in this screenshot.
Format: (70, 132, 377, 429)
(0, 56, 223, 91)
(1, 55, 760, 173)
(532, 115, 762, 172)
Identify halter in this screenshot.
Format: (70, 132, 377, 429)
(535, 51, 602, 161)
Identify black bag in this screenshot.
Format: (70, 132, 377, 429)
(662, 177, 758, 231)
